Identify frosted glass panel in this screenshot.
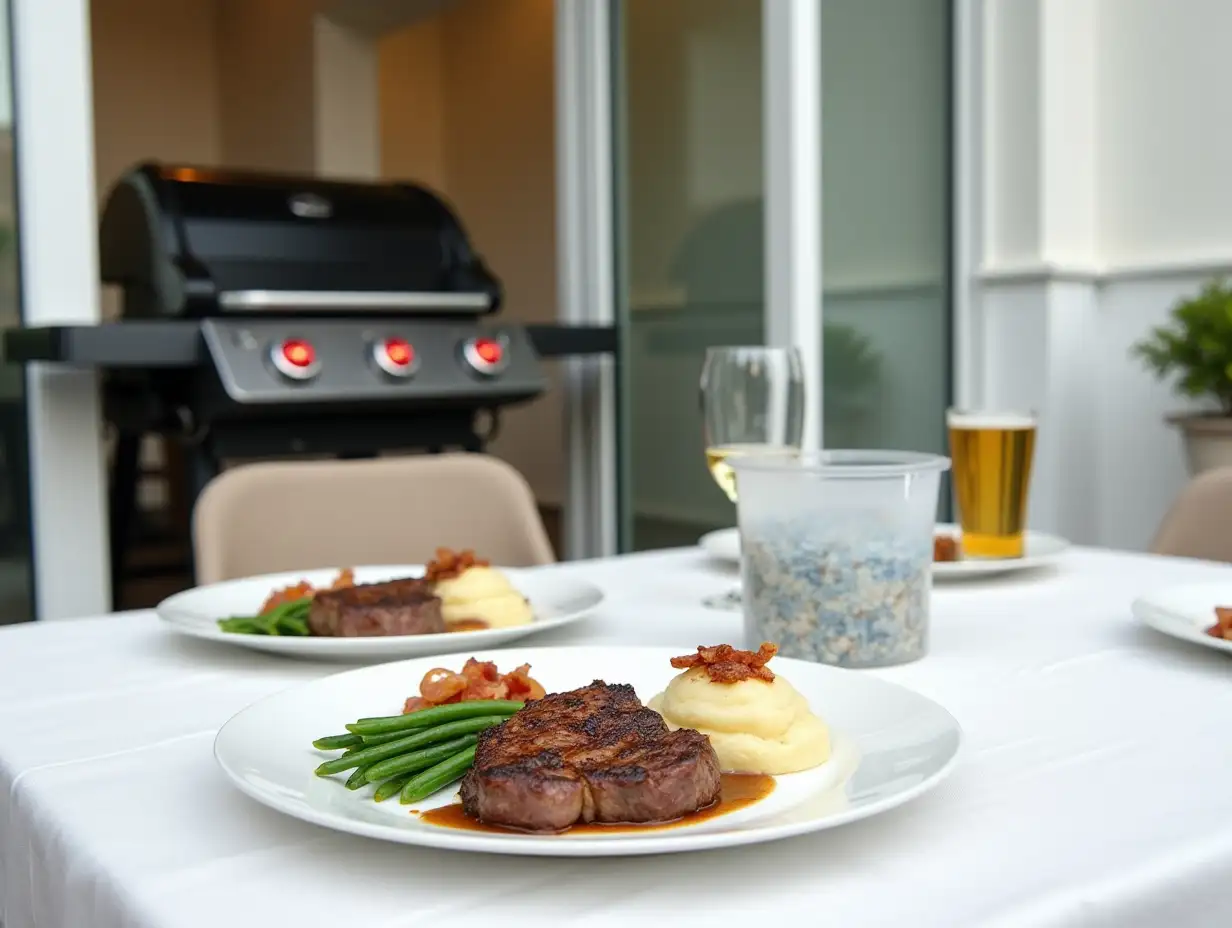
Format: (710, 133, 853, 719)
(820, 0, 952, 514)
(616, 0, 764, 551)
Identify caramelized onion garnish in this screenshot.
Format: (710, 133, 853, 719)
(1207, 606, 1232, 640)
(258, 568, 355, 615)
(424, 548, 491, 584)
(934, 534, 961, 562)
(669, 642, 778, 684)
(401, 657, 545, 714)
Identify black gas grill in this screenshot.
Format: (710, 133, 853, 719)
(3, 163, 616, 602)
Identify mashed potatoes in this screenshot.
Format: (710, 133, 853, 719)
(433, 565, 533, 629)
(648, 663, 830, 775)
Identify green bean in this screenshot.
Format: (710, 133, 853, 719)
(312, 733, 362, 751)
(357, 716, 501, 776)
(217, 617, 261, 634)
(364, 733, 480, 782)
(345, 766, 372, 790)
(400, 745, 477, 805)
(373, 774, 413, 803)
(359, 730, 427, 747)
(216, 596, 313, 636)
(347, 700, 523, 736)
(315, 721, 486, 777)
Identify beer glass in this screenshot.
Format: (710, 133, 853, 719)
(946, 410, 1037, 559)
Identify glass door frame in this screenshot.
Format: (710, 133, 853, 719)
(555, 0, 824, 556)
(11, 0, 110, 620)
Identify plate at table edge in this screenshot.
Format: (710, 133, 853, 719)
(213, 645, 964, 857)
(699, 525, 1070, 580)
(1131, 583, 1232, 655)
(157, 565, 604, 660)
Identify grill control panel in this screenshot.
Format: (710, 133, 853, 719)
(201, 318, 545, 405)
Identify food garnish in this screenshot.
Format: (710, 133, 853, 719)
(311, 659, 544, 805)
(260, 568, 355, 614)
(403, 657, 546, 714)
(217, 568, 356, 636)
(669, 642, 777, 684)
(424, 547, 490, 584)
(934, 534, 961, 562)
(1206, 606, 1232, 640)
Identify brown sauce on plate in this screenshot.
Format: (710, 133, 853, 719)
(448, 619, 490, 633)
(419, 772, 775, 834)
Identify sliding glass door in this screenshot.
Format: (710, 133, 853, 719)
(614, 0, 766, 550)
(606, 0, 952, 550)
(819, 0, 953, 510)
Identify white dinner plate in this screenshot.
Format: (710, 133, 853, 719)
(214, 645, 963, 857)
(700, 525, 1070, 581)
(157, 566, 604, 661)
(931, 524, 1070, 580)
(1131, 583, 1232, 655)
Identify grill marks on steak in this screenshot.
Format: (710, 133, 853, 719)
(307, 578, 445, 637)
(459, 681, 721, 832)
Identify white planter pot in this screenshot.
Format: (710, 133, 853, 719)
(1171, 414, 1232, 476)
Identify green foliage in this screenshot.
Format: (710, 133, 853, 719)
(824, 322, 880, 392)
(1132, 278, 1232, 414)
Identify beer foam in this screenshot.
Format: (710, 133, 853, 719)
(946, 410, 1035, 430)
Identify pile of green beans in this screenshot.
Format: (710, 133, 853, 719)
(217, 596, 313, 636)
(313, 699, 523, 805)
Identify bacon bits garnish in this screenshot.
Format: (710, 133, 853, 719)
(258, 567, 355, 615)
(402, 657, 546, 714)
(934, 534, 961, 562)
(1207, 606, 1232, 640)
(669, 642, 778, 684)
(423, 548, 491, 584)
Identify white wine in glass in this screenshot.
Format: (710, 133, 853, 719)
(699, 347, 805, 610)
(701, 346, 805, 503)
(705, 443, 800, 503)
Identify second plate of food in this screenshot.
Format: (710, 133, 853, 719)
(214, 643, 963, 857)
(157, 556, 604, 660)
(1131, 583, 1232, 655)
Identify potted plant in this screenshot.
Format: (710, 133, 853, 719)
(1132, 277, 1232, 475)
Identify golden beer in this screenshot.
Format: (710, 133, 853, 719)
(947, 411, 1037, 558)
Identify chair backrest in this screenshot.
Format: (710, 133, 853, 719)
(192, 454, 555, 584)
(1151, 466, 1232, 563)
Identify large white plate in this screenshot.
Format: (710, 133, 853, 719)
(214, 645, 963, 857)
(1131, 583, 1232, 655)
(699, 525, 1070, 581)
(157, 566, 604, 660)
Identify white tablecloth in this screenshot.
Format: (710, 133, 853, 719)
(2, 547, 1232, 928)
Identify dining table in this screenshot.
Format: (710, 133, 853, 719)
(1, 543, 1231, 928)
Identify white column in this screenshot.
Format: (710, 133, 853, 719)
(555, 0, 618, 557)
(313, 16, 379, 180)
(12, 0, 111, 618)
(763, 0, 822, 451)
(964, 0, 1099, 544)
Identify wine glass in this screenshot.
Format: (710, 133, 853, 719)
(699, 346, 805, 609)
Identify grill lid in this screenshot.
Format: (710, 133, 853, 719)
(99, 163, 503, 318)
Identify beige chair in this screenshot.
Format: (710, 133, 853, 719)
(1151, 466, 1232, 563)
(193, 454, 555, 583)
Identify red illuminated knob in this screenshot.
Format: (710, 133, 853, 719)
(270, 338, 320, 380)
(463, 335, 509, 376)
(373, 337, 419, 378)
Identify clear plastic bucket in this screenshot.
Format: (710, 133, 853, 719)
(732, 450, 951, 668)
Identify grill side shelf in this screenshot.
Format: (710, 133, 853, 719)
(3, 322, 203, 368)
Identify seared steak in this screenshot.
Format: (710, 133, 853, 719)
(458, 681, 721, 832)
(308, 578, 444, 637)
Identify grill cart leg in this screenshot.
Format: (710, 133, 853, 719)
(108, 433, 141, 611)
